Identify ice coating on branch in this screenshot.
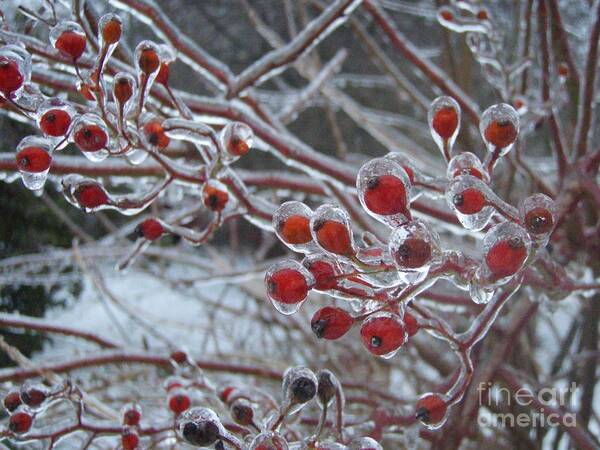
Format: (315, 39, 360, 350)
(220, 121, 254, 163)
(348, 437, 384, 450)
(446, 175, 494, 231)
(249, 432, 289, 450)
(273, 201, 316, 254)
(428, 96, 461, 161)
(281, 366, 317, 414)
(265, 259, 315, 315)
(15, 136, 52, 190)
(389, 219, 440, 284)
(357, 157, 411, 227)
(310, 204, 356, 258)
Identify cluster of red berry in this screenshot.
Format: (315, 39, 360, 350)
(1, 350, 384, 450)
(265, 95, 556, 429)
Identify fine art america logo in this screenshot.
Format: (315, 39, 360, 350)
(477, 382, 577, 428)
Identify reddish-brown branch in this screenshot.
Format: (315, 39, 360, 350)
(0, 313, 119, 348)
(362, 0, 481, 126)
(574, 0, 600, 158)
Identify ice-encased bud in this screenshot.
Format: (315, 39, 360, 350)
(273, 201, 316, 253)
(357, 157, 411, 227)
(265, 259, 315, 315)
(220, 121, 254, 163)
(71, 114, 110, 162)
(446, 175, 493, 231)
(480, 103, 519, 154)
(50, 21, 86, 60)
(301, 253, 342, 292)
(113, 72, 137, 115)
(520, 193, 556, 243)
(446, 152, 489, 183)
(359, 312, 407, 359)
(36, 97, 75, 142)
(282, 366, 317, 413)
(15, 136, 52, 190)
(0, 44, 31, 97)
(428, 96, 461, 161)
(389, 219, 440, 283)
(317, 369, 341, 408)
(62, 175, 111, 213)
(482, 222, 531, 282)
(310, 204, 356, 258)
(177, 407, 223, 447)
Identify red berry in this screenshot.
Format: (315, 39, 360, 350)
(363, 175, 408, 216)
(55, 31, 86, 60)
(122, 430, 139, 450)
(16, 147, 51, 173)
(39, 109, 71, 137)
(391, 237, 432, 269)
(485, 237, 527, 278)
(304, 259, 337, 290)
(403, 166, 415, 184)
(230, 400, 254, 426)
(138, 48, 160, 74)
(76, 184, 109, 209)
(311, 307, 353, 340)
(136, 218, 164, 241)
(360, 315, 406, 356)
(452, 188, 486, 215)
(558, 62, 569, 78)
(267, 268, 309, 304)
(313, 220, 354, 256)
(404, 312, 419, 337)
(101, 18, 122, 45)
(3, 391, 22, 412)
(74, 125, 108, 152)
(476, 8, 489, 20)
(278, 215, 312, 245)
(524, 207, 554, 235)
(0, 57, 24, 95)
(114, 77, 134, 104)
(219, 386, 236, 403)
(168, 390, 191, 415)
(227, 136, 250, 157)
(143, 121, 170, 149)
(416, 394, 447, 426)
(484, 120, 517, 148)
(432, 106, 458, 140)
(122, 406, 142, 426)
(203, 185, 229, 212)
(156, 63, 170, 85)
(9, 408, 33, 434)
(170, 350, 188, 364)
(20, 385, 47, 407)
